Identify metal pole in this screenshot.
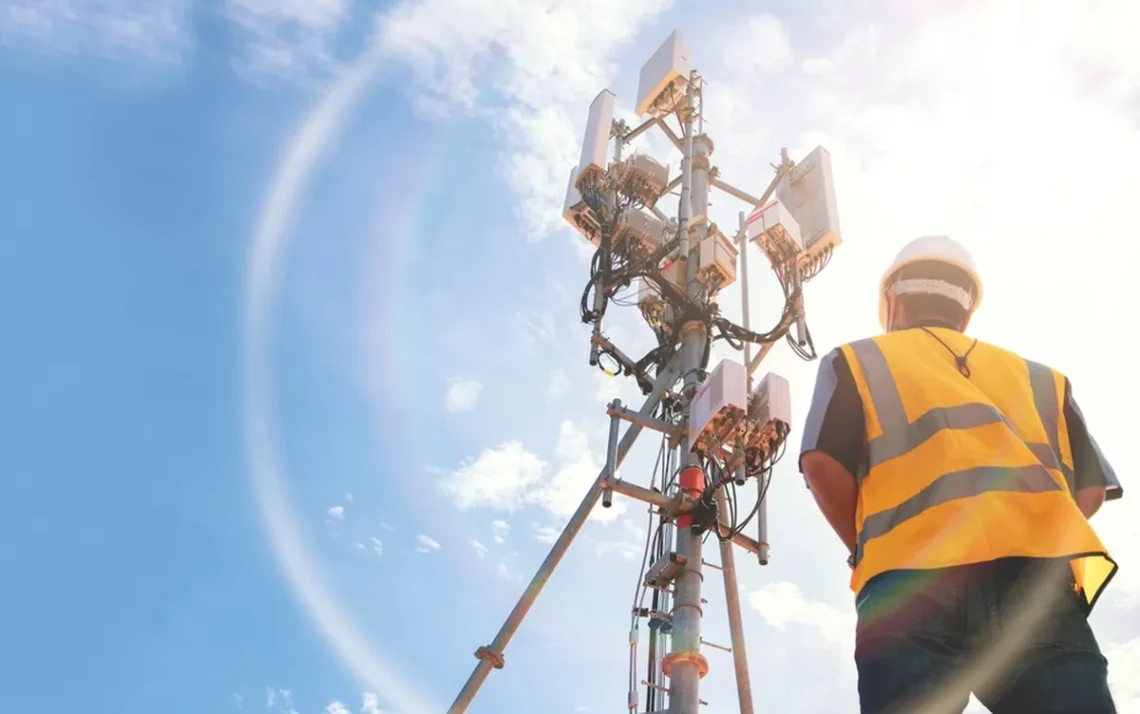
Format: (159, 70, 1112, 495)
(602, 398, 622, 508)
(716, 492, 755, 714)
(736, 212, 753, 382)
(666, 73, 711, 714)
(446, 359, 681, 714)
(736, 211, 770, 566)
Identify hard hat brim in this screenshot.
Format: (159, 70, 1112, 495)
(878, 254, 984, 331)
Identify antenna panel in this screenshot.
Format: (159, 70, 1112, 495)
(746, 199, 803, 266)
(747, 372, 792, 451)
(697, 227, 738, 292)
(689, 359, 749, 455)
(616, 208, 666, 255)
(775, 146, 842, 265)
(636, 31, 691, 117)
(576, 90, 616, 189)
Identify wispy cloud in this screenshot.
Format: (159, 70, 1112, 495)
(369, 536, 383, 555)
(544, 368, 570, 402)
(0, 0, 191, 62)
(532, 523, 561, 544)
(361, 693, 383, 714)
(438, 442, 547, 512)
(437, 419, 624, 524)
(491, 519, 510, 545)
(223, 0, 349, 82)
(445, 377, 483, 413)
(326, 505, 345, 520)
(377, 0, 674, 238)
(415, 534, 441, 552)
(471, 539, 488, 558)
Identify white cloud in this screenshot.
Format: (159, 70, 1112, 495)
(361, 692, 384, 714)
(369, 537, 383, 555)
(748, 581, 854, 649)
(516, 311, 556, 344)
(491, 519, 510, 545)
(1106, 636, 1140, 712)
(495, 561, 521, 581)
(438, 441, 547, 511)
(589, 538, 643, 561)
(440, 419, 628, 527)
(533, 523, 561, 544)
(593, 369, 645, 411)
(445, 377, 483, 413)
(223, 0, 349, 81)
(265, 687, 275, 707)
(545, 367, 571, 402)
(345, 492, 354, 503)
(327, 505, 345, 520)
(720, 13, 793, 77)
(324, 701, 350, 714)
(0, 0, 191, 62)
(415, 534, 441, 552)
(471, 539, 488, 558)
(377, 0, 674, 238)
(527, 420, 626, 522)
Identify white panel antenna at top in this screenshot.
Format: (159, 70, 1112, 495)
(636, 31, 692, 117)
(775, 146, 842, 265)
(576, 89, 616, 189)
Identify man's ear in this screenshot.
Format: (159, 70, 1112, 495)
(886, 293, 902, 332)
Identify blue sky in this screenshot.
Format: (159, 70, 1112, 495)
(3, 1, 1140, 713)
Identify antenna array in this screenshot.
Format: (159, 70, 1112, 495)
(447, 30, 843, 714)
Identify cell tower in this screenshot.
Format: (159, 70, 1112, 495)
(447, 31, 841, 714)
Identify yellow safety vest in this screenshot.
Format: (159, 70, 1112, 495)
(840, 327, 1116, 610)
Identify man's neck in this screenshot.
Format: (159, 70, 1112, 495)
(904, 317, 962, 331)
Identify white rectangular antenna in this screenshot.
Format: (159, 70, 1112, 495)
(616, 208, 666, 254)
(775, 146, 842, 261)
(636, 31, 691, 117)
(576, 90, 616, 188)
(746, 199, 803, 265)
(689, 358, 749, 454)
(697, 227, 739, 292)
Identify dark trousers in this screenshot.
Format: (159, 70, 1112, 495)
(855, 557, 1115, 714)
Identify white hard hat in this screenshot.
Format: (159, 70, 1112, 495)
(878, 235, 984, 331)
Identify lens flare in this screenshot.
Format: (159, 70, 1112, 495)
(242, 39, 440, 714)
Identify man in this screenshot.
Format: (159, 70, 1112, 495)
(799, 235, 1123, 714)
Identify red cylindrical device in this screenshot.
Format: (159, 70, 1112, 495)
(676, 465, 705, 529)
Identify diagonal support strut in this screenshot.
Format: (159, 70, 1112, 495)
(445, 355, 683, 714)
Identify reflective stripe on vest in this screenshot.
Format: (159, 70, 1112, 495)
(1025, 359, 1076, 491)
(854, 464, 1062, 564)
(850, 341, 1071, 481)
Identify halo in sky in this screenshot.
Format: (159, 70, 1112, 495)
(242, 37, 440, 714)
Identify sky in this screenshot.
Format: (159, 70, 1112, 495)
(1, 1, 1138, 713)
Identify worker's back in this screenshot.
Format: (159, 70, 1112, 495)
(838, 326, 1114, 606)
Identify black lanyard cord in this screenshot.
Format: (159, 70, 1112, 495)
(920, 326, 979, 378)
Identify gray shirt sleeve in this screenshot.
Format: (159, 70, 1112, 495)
(1064, 380, 1122, 501)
